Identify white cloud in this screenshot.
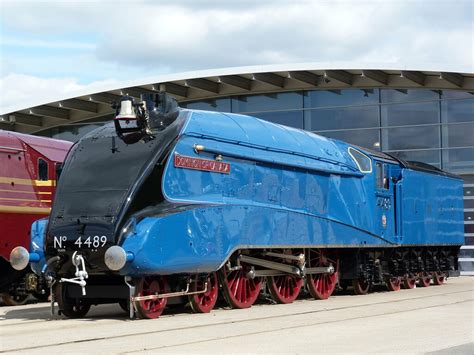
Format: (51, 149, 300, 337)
(0, 0, 472, 113)
(2, 0, 472, 72)
(0, 74, 118, 113)
(1, 38, 95, 50)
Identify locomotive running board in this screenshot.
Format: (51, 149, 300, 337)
(131, 281, 208, 302)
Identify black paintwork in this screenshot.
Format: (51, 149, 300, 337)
(45, 110, 189, 275)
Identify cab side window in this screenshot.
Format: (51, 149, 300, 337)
(348, 147, 372, 173)
(376, 162, 389, 189)
(38, 158, 48, 181)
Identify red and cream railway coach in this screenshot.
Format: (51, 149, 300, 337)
(0, 130, 72, 305)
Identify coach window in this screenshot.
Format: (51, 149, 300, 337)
(55, 163, 63, 180)
(38, 158, 48, 181)
(348, 147, 372, 173)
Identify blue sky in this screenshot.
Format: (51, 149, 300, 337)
(1, 0, 473, 112)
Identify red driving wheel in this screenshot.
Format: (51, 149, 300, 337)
(306, 249, 338, 300)
(267, 275, 303, 304)
(219, 264, 262, 309)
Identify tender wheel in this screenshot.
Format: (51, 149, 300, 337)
(1, 293, 29, 306)
(134, 276, 168, 319)
(417, 272, 431, 287)
(55, 283, 91, 318)
(352, 278, 370, 295)
(189, 273, 219, 313)
(432, 271, 445, 285)
(267, 275, 303, 304)
(402, 274, 416, 289)
(386, 276, 401, 291)
(218, 263, 262, 309)
(306, 249, 338, 300)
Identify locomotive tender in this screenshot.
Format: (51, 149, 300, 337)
(0, 130, 71, 305)
(10, 93, 464, 318)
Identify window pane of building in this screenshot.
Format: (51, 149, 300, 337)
(444, 123, 474, 147)
(304, 89, 378, 108)
(465, 199, 474, 209)
(317, 129, 380, 150)
(459, 248, 474, 258)
(251, 110, 303, 129)
(306, 106, 379, 131)
(181, 98, 231, 112)
(466, 224, 474, 234)
(381, 101, 439, 126)
(461, 174, 474, 183)
(464, 186, 473, 196)
(441, 90, 474, 99)
(465, 211, 474, 221)
(382, 126, 440, 150)
(380, 89, 439, 103)
(441, 99, 474, 123)
(37, 123, 106, 142)
(389, 149, 440, 167)
(442, 147, 474, 173)
(232, 92, 303, 113)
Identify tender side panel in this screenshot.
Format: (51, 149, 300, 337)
(400, 169, 464, 245)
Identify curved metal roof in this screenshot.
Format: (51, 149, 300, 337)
(1, 63, 473, 134)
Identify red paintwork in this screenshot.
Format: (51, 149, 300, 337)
(0, 130, 72, 260)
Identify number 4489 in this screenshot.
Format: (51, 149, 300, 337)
(74, 236, 107, 248)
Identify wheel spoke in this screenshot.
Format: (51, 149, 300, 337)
(307, 249, 338, 300)
(386, 277, 401, 291)
(134, 276, 167, 319)
(267, 274, 303, 304)
(219, 263, 261, 309)
(189, 273, 219, 313)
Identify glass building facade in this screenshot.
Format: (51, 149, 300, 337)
(38, 88, 474, 273)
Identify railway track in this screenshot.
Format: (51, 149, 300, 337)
(1, 277, 473, 353)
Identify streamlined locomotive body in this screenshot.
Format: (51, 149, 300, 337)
(11, 93, 464, 318)
(0, 130, 71, 305)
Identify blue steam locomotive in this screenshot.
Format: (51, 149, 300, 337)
(10, 93, 464, 319)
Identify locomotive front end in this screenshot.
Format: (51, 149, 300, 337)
(16, 93, 186, 317)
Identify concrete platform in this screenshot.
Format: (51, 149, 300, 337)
(1, 277, 473, 354)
